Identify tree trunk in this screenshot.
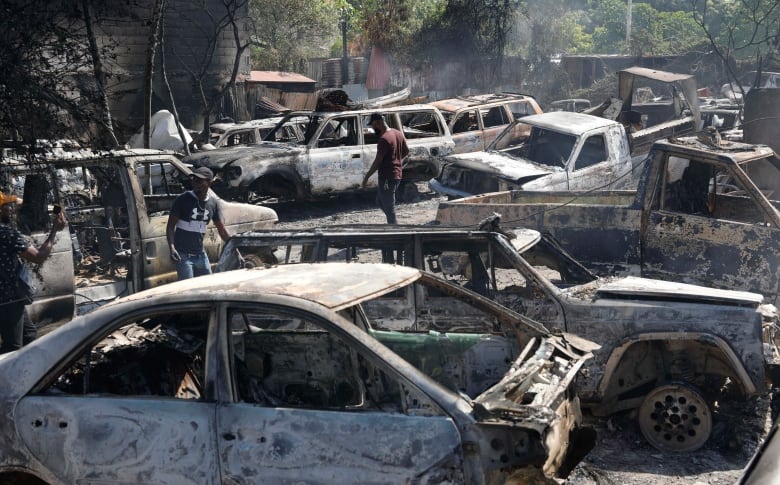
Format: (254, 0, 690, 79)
(160, 11, 190, 155)
(82, 0, 119, 149)
(143, 0, 166, 149)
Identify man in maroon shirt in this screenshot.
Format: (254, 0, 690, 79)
(362, 113, 409, 224)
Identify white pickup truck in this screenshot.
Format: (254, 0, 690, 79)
(430, 111, 638, 198)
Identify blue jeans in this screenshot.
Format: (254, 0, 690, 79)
(376, 178, 400, 224)
(176, 250, 212, 280)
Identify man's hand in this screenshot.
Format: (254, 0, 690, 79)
(52, 212, 67, 232)
(361, 175, 369, 188)
(170, 245, 181, 262)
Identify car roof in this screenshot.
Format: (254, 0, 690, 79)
(115, 263, 422, 312)
(210, 117, 283, 132)
(284, 104, 440, 118)
(431, 94, 535, 112)
(653, 137, 777, 166)
(519, 111, 617, 134)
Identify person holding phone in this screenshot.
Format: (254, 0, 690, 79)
(0, 192, 66, 353)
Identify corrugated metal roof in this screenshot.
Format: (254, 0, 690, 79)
(248, 71, 316, 84)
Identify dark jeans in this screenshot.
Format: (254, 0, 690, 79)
(23, 310, 37, 345)
(376, 178, 400, 224)
(0, 300, 25, 354)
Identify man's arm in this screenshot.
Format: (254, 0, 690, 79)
(19, 213, 66, 264)
(166, 214, 181, 261)
(363, 138, 389, 187)
(362, 156, 382, 188)
(214, 219, 230, 243)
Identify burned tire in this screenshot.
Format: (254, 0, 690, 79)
(638, 382, 712, 453)
(242, 250, 278, 269)
(397, 181, 422, 203)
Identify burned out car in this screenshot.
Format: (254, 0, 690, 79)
(1, 150, 277, 324)
(206, 117, 286, 148)
(429, 112, 638, 199)
(430, 93, 543, 154)
(0, 263, 593, 484)
(184, 105, 455, 203)
(217, 221, 777, 452)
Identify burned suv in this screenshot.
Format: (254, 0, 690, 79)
(185, 105, 454, 203)
(430, 93, 543, 154)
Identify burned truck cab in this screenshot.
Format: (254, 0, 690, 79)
(3, 149, 277, 325)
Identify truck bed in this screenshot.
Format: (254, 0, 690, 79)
(437, 190, 638, 223)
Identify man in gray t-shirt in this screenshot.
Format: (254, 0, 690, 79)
(166, 167, 229, 279)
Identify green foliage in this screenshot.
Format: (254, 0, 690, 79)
(630, 5, 701, 55)
(249, 0, 339, 71)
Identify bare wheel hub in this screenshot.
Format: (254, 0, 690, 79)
(638, 382, 712, 452)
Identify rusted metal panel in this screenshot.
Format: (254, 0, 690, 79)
(16, 397, 219, 484)
(217, 406, 463, 483)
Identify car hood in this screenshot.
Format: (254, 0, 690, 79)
(185, 142, 303, 169)
(444, 151, 556, 180)
(590, 276, 764, 306)
(472, 332, 590, 424)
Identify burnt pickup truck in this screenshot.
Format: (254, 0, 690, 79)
(436, 136, 780, 306)
(184, 105, 455, 203)
(430, 112, 639, 198)
(216, 221, 778, 452)
(3, 150, 277, 325)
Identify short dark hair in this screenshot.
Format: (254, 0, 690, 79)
(368, 113, 384, 123)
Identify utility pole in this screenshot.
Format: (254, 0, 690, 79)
(340, 15, 349, 87)
(626, 0, 632, 53)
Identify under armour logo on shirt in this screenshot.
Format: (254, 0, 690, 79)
(191, 207, 210, 221)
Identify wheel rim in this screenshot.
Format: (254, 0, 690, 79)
(242, 254, 265, 269)
(638, 383, 712, 453)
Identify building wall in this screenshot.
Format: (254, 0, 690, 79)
(93, 0, 251, 139)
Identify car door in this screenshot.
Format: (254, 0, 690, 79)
(643, 156, 780, 300)
(307, 114, 366, 194)
(479, 105, 512, 149)
(216, 304, 464, 484)
(450, 108, 483, 153)
(13, 168, 76, 324)
(15, 306, 219, 484)
(565, 133, 617, 190)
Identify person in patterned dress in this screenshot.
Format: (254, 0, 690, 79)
(0, 192, 66, 353)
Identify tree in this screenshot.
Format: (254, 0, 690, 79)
(689, 0, 780, 94)
(249, 0, 339, 71)
(409, 0, 521, 87)
(0, 1, 116, 151)
(166, 0, 255, 137)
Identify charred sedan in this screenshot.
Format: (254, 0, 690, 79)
(0, 263, 593, 484)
